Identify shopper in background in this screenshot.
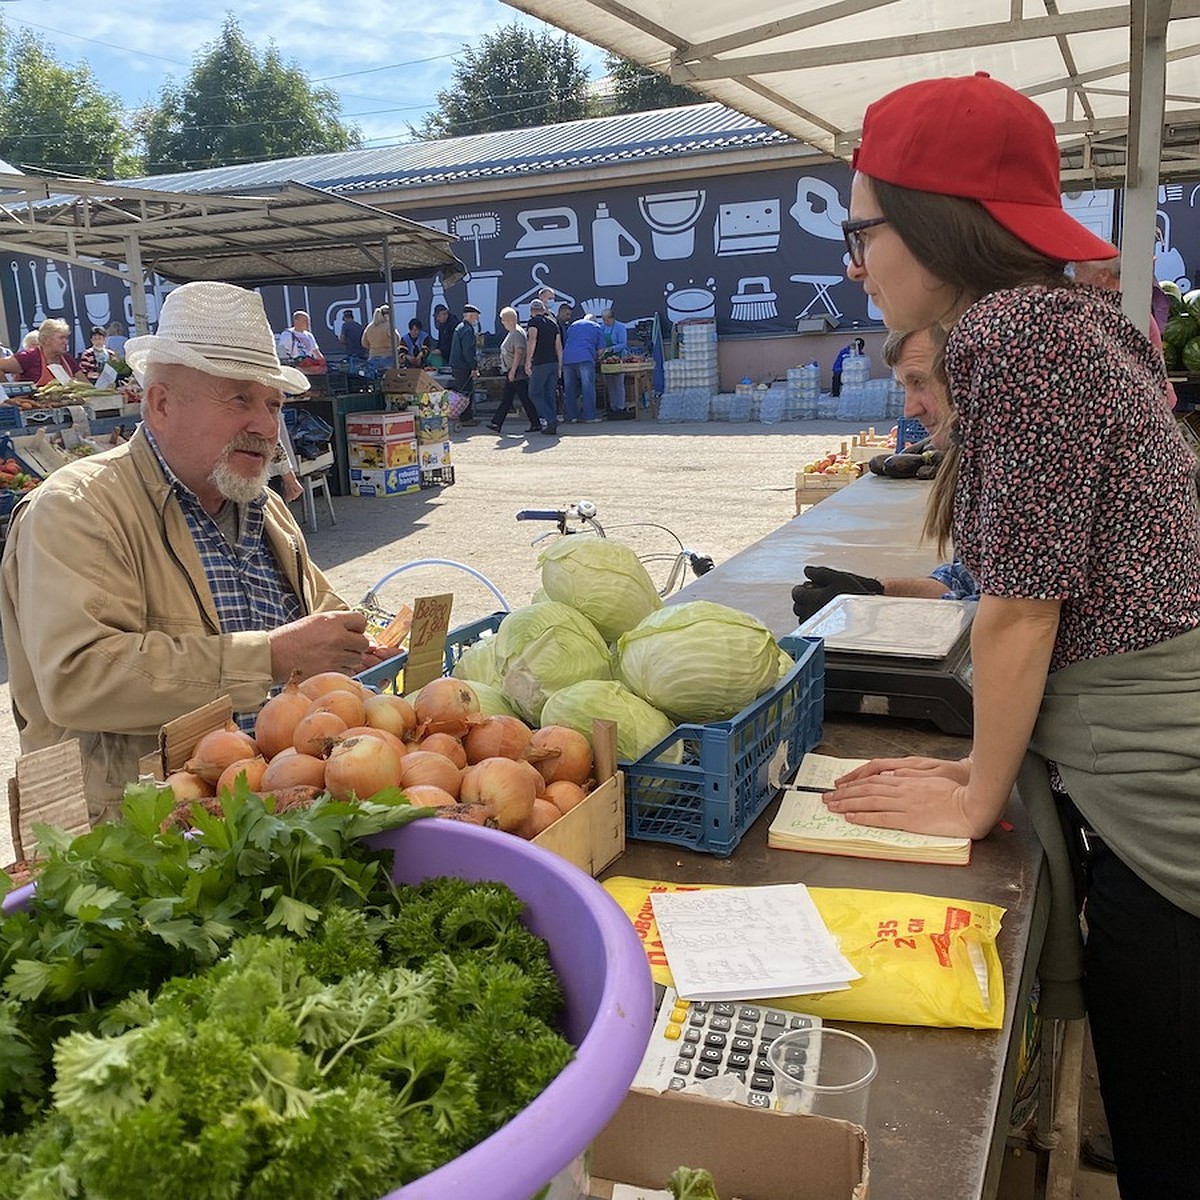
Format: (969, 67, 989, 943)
(400, 318, 431, 369)
(600, 308, 631, 418)
(561, 313, 605, 424)
(361, 305, 400, 377)
(0, 318, 84, 384)
(448, 304, 480, 426)
(339, 309, 366, 371)
(276, 310, 325, 368)
(0, 281, 395, 821)
(489, 306, 538, 435)
(823, 72, 1200, 1197)
(829, 336, 865, 397)
(524, 298, 562, 436)
(433, 304, 459, 370)
(78, 325, 116, 385)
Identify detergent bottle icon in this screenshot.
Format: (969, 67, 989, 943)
(592, 203, 642, 289)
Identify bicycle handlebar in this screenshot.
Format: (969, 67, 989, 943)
(515, 510, 564, 522)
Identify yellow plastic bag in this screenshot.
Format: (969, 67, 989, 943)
(604, 876, 1006, 1030)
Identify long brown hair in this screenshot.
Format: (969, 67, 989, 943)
(871, 180, 1070, 307)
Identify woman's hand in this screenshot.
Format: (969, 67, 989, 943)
(823, 774, 979, 839)
(835, 755, 971, 787)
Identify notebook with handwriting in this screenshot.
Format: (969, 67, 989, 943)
(769, 754, 972, 866)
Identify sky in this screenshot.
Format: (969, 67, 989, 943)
(0, 0, 609, 149)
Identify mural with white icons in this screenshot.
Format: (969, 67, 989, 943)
(1, 162, 1133, 354)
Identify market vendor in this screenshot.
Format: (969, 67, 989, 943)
(600, 308, 632, 419)
(0, 318, 85, 385)
(0, 281, 397, 822)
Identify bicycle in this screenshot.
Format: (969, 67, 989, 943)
(516, 499, 714, 597)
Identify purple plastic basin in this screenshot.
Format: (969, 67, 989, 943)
(3, 821, 654, 1200)
(370, 819, 653, 1199)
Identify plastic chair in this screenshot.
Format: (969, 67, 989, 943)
(296, 457, 336, 533)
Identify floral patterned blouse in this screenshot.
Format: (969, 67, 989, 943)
(946, 284, 1200, 672)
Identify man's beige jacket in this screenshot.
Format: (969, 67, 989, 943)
(0, 428, 345, 820)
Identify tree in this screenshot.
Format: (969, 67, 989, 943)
(418, 23, 592, 139)
(140, 16, 360, 175)
(0, 22, 136, 177)
(602, 53, 705, 116)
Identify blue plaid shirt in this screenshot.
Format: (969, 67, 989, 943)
(146, 430, 302, 725)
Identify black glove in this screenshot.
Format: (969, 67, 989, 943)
(791, 565, 884, 621)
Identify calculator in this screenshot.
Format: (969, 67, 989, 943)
(632, 984, 822, 1109)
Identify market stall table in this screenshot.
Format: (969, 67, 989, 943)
(620, 472, 1053, 1200)
(601, 362, 656, 417)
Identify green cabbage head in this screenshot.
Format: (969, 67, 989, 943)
(616, 600, 781, 723)
(467, 680, 521, 717)
(539, 538, 662, 642)
(541, 679, 681, 764)
(451, 636, 503, 689)
(493, 601, 613, 723)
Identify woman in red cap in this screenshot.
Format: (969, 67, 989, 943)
(824, 73, 1200, 1196)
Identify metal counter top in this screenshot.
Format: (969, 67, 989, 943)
(624, 474, 1048, 1200)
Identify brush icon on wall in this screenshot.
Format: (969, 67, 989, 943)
(729, 276, 778, 321)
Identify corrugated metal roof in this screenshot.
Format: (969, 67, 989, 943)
(119, 102, 794, 196)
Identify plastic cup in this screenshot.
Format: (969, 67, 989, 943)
(767, 1027, 878, 1126)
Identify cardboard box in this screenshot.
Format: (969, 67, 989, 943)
(6, 740, 91, 866)
(418, 420, 451, 445)
(344, 411, 417, 442)
(590, 1088, 869, 1199)
(381, 368, 442, 396)
(795, 471, 856, 514)
(348, 439, 418, 470)
(349, 465, 421, 497)
(417, 391, 451, 419)
(418, 440, 452, 470)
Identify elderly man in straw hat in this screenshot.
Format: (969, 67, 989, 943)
(0, 281, 396, 821)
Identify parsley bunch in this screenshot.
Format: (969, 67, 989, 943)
(0, 784, 574, 1197)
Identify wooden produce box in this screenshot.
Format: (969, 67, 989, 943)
(795, 470, 856, 513)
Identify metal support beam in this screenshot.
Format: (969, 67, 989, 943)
(123, 235, 150, 336)
(382, 235, 400, 369)
(1122, 0, 1171, 330)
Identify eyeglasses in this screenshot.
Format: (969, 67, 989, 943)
(842, 217, 888, 268)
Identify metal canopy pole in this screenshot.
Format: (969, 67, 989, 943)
(123, 235, 151, 335)
(382, 235, 399, 369)
(1121, 0, 1171, 331)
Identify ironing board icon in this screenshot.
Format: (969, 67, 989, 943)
(790, 274, 844, 320)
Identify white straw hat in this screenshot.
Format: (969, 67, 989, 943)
(124, 281, 310, 394)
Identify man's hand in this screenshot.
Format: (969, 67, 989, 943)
(791, 564, 884, 620)
(360, 641, 402, 670)
(280, 471, 303, 503)
(268, 611, 372, 682)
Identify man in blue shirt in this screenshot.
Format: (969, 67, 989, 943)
(339, 309, 365, 371)
(561, 313, 605, 423)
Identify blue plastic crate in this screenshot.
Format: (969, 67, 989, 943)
(0, 406, 21, 430)
(355, 614, 825, 858)
(896, 418, 930, 450)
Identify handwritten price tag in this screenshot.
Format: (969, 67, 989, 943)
(404, 594, 454, 693)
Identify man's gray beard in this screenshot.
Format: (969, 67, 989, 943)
(210, 456, 270, 505)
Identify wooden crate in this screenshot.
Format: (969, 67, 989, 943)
(795, 471, 856, 513)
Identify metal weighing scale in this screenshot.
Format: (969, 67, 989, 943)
(793, 595, 976, 736)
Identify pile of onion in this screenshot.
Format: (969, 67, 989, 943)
(168, 673, 600, 841)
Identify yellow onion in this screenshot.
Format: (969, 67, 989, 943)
(398, 751, 462, 799)
(254, 676, 311, 759)
(543, 780, 588, 816)
(402, 784, 458, 809)
(341, 726, 409, 758)
(324, 735, 406, 801)
(186, 729, 259, 785)
(515, 797, 561, 839)
(309, 689, 366, 730)
(464, 715, 533, 764)
(530, 726, 594, 787)
(261, 752, 326, 792)
(298, 671, 366, 702)
(418, 732, 468, 769)
(292, 710, 348, 758)
(472, 757, 539, 832)
(162, 770, 214, 802)
(364, 693, 418, 740)
(414, 678, 481, 738)
(216, 756, 269, 796)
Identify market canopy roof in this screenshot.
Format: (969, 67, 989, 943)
(503, 0, 1200, 184)
(0, 175, 465, 287)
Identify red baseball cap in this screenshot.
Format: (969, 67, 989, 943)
(852, 72, 1117, 263)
